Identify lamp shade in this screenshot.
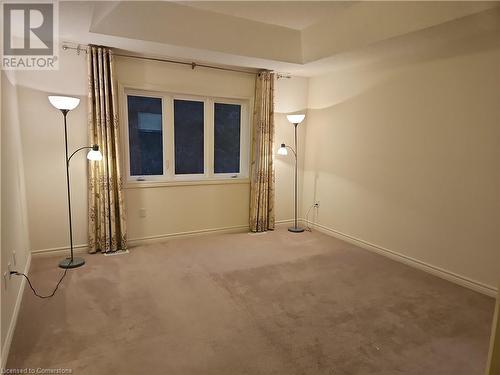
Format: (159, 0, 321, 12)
(286, 114, 305, 124)
(277, 143, 288, 155)
(87, 145, 102, 161)
(48, 96, 80, 111)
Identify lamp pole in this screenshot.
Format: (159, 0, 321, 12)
(63, 110, 75, 266)
(289, 122, 304, 233)
(59, 109, 86, 269)
(279, 114, 305, 233)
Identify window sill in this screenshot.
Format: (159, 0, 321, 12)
(124, 178, 250, 189)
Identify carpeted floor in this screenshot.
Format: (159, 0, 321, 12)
(7, 227, 495, 374)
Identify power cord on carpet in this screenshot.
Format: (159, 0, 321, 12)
(10, 267, 68, 299)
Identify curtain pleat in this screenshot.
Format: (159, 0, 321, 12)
(249, 71, 275, 232)
(87, 45, 127, 253)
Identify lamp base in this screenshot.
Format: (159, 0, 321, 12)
(288, 226, 305, 233)
(59, 257, 85, 269)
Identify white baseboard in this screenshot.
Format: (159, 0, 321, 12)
(31, 221, 299, 256)
(307, 220, 497, 297)
(276, 219, 294, 223)
(31, 225, 253, 256)
(127, 224, 250, 247)
(275, 219, 295, 225)
(1, 253, 31, 370)
(128, 220, 301, 246)
(31, 243, 88, 258)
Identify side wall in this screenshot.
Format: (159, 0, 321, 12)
(1, 72, 31, 368)
(304, 29, 500, 292)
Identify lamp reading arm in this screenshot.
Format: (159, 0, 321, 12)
(284, 145, 297, 159)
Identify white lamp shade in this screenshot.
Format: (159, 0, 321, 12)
(87, 149, 103, 161)
(48, 96, 80, 111)
(277, 145, 288, 155)
(286, 114, 305, 124)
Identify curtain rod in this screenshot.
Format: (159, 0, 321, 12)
(62, 44, 290, 78)
(115, 53, 258, 75)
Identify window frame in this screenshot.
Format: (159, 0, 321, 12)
(123, 90, 168, 182)
(212, 98, 249, 179)
(171, 94, 209, 180)
(120, 85, 251, 187)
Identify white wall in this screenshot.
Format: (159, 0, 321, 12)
(19, 87, 88, 252)
(303, 29, 500, 291)
(16, 47, 88, 252)
(1, 72, 31, 367)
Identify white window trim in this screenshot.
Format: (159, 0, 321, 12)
(171, 94, 209, 180)
(122, 89, 167, 182)
(119, 85, 251, 188)
(212, 97, 250, 180)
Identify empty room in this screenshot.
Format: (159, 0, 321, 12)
(1, 1, 499, 374)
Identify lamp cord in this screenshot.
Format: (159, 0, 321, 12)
(10, 268, 68, 299)
(304, 204, 316, 232)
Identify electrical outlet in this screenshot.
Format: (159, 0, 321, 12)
(139, 208, 147, 218)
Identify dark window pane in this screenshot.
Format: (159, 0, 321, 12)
(214, 103, 241, 174)
(174, 99, 204, 174)
(127, 95, 163, 176)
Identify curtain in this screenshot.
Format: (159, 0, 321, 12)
(249, 71, 276, 232)
(87, 45, 127, 253)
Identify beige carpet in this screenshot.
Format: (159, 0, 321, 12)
(7, 227, 495, 374)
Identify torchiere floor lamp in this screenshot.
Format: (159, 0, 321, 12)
(278, 114, 306, 233)
(48, 96, 102, 269)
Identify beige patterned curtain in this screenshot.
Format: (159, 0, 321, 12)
(87, 45, 127, 253)
(249, 71, 276, 232)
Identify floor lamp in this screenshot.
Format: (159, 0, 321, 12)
(48, 96, 103, 269)
(278, 114, 306, 233)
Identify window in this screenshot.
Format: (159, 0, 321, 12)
(214, 103, 241, 174)
(123, 89, 249, 184)
(127, 95, 163, 176)
(174, 99, 204, 175)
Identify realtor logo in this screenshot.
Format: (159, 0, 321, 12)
(2, 1, 59, 70)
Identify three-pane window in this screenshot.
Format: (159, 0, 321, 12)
(124, 90, 249, 183)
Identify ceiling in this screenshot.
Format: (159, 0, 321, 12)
(59, 1, 500, 76)
(180, 1, 354, 30)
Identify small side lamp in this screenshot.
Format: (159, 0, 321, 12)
(87, 145, 103, 161)
(277, 143, 288, 155)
